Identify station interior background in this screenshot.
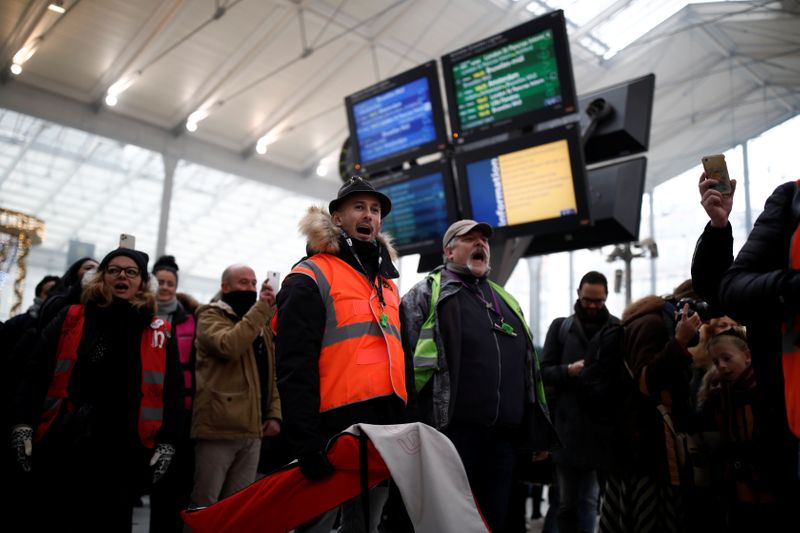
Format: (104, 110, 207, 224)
(1, 0, 799, 342)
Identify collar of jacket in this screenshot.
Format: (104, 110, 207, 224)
(298, 205, 400, 279)
(206, 299, 241, 320)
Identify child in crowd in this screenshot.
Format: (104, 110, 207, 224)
(700, 328, 777, 532)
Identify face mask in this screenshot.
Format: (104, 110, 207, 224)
(222, 290, 257, 317)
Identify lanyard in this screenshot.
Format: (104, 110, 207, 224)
(444, 269, 516, 337)
(343, 236, 389, 327)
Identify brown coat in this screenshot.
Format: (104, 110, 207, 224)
(622, 296, 695, 483)
(191, 299, 281, 440)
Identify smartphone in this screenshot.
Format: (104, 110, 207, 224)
(701, 154, 732, 195)
(119, 233, 136, 249)
(266, 271, 281, 291)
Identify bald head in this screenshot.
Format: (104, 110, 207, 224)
(221, 264, 257, 294)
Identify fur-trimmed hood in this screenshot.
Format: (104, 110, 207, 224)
(299, 205, 398, 261)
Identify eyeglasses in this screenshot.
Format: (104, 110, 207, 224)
(105, 266, 140, 279)
(580, 297, 606, 306)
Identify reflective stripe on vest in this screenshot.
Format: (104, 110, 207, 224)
(35, 304, 170, 448)
(288, 254, 406, 412)
(412, 272, 441, 392)
(412, 271, 549, 407)
(175, 315, 196, 410)
(782, 183, 800, 438)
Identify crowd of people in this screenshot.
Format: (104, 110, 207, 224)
(1, 172, 798, 532)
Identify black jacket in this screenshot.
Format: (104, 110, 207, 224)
(541, 311, 619, 469)
(274, 207, 414, 459)
(14, 300, 184, 450)
(692, 181, 799, 488)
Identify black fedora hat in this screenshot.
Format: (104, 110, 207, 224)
(329, 176, 392, 219)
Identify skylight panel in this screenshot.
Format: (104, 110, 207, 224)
(541, 0, 620, 26)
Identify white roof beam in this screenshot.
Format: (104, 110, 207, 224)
(0, 82, 337, 199)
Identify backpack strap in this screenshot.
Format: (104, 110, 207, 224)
(558, 316, 573, 346)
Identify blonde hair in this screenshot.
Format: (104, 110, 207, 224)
(706, 327, 749, 357)
(81, 270, 156, 315)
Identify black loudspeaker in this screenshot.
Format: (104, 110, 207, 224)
(614, 269, 623, 294)
(579, 73, 655, 165)
(524, 157, 647, 256)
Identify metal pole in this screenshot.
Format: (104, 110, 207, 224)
(743, 141, 752, 232)
(568, 250, 574, 304)
(156, 154, 178, 257)
(625, 243, 633, 307)
(528, 257, 542, 345)
(649, 190, 656, 295)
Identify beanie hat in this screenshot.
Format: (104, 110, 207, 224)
(99, 248, 150, 283)
(153, 255, 179, 282)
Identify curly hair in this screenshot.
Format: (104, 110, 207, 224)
(80, 269, 156, 314)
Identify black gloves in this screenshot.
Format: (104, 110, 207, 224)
(10, 424, 33, 473)
(149, 443, 176, 483)
(298, 450, 334, 481)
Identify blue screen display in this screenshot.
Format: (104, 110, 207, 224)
(377, 172, 450, 249)
(465, 159, 502, 227)
(353, 77, 437, 165)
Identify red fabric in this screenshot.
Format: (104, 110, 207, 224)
(35, 305, 169, 448)
(181, 433, 390, 533)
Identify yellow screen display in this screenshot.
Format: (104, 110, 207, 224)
(496, 138, 576, 225)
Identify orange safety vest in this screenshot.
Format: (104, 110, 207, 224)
(783, 185, 800, 438)
(35, 304, 170, 448)
(280, 253, 407, 412)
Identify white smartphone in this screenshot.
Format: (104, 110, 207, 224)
(266, 271, 281, 290)
(119, 233, 136, 249)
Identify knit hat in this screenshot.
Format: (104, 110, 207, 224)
(329, 176, 392, 218)
(153, 255, 179, 282)
(99, 248, 150, 283)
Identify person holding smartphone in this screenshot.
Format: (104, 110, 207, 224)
(691, 173, 800, 530)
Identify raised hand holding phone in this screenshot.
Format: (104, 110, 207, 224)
(266, 271, 280, 291)
(701, 154, 732, 195)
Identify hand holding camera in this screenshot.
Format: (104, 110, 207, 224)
(675, 301, 703, 348)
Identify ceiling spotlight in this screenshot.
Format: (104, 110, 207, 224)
(10, 63, 22, 75)
(12, 40, 40, 66)
(48, 2, 66, 14)
(104, 94, 118, 106)
(255, 142, 268, 155)
(186, 121, 198, 133)
(316, 164, 329, 177)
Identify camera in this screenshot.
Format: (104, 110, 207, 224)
(675, 298, 710, 321)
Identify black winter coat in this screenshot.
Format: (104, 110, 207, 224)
(14, 299, 184, 451)
(692, 181, 800, 488)
(541, 313, 619, 469)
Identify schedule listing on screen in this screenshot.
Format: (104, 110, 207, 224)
(377, 171, 451, 251)
(465, 138, 577, 228)
(452, 29, 561, 131)
(353, 76, 437, 165)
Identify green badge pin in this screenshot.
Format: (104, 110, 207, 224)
(380, 313, 389, 327)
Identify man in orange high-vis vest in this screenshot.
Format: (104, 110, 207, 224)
(275, 176, 415, 533)
(692, 174, 800, 526)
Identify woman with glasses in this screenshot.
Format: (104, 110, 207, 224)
(10, 247, 184, 531)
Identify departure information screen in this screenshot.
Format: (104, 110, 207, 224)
(377, 172, 451, 250)
(353, 77, 437, 165)
(465, 138, 577, 227)
(451, 29, 562, 131)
